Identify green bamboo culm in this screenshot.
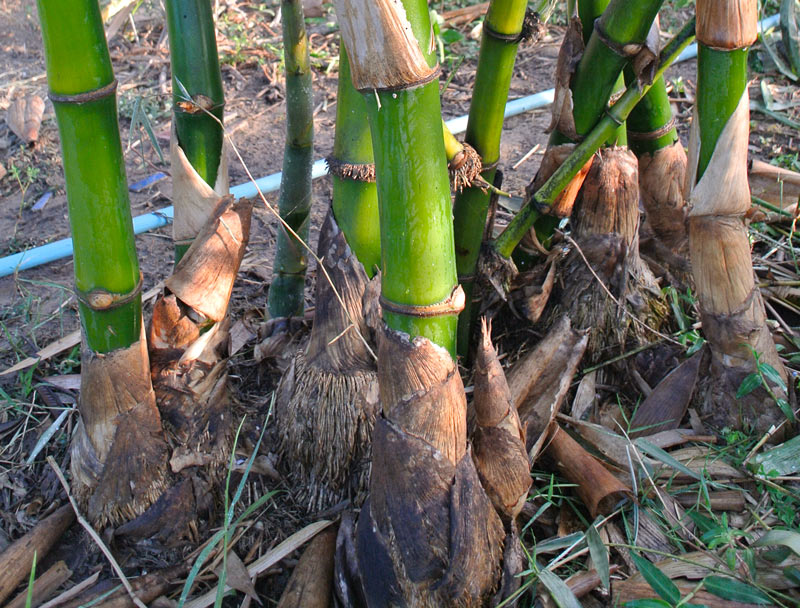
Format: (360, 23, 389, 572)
(330, 45, 380, 276)
(165, 0, 225, 261)
(451, 0, 528, 357)
(336, 0, 459, 356)
(268, 0, 314, 318)
(492, 18, 696, 259)
(36, 0, 141, 354)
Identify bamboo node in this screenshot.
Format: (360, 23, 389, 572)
(75, 272, 143, 312)
(627, 116, 677, 141)
(379, 285, 465, 318)
(593, 18, 659, 84)
(48, 80, 117, 104)
(355, 65, 442, 94)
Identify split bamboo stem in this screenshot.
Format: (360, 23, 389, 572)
(165, 0, 227, 260)
(268, 0, 315, 318)
(688, 0, 788, 431)
(451, 0, 529, 355)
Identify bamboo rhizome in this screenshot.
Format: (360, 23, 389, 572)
(450, 0, 534, 356)
(688, 0, 789, 433)
(268, 0, 315, 319)
(36, 0, 167, 526)
(165, 0, 228, 261)
(330, 0, 530, 604)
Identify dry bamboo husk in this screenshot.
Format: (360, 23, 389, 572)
(275, 210, 379, 511)
(58, 565, 186, 608)
(170, 126, 229, 247)
(547, 16, 583, 142)
(506, 316, 589, 460)
(111, 196, 252, 542)
(629, 349, 704, 437)
(551, 147, 665, 362)
(545, 424, 633, 517)
(70, 329, 169, 526)
(696, 0, 758, 50)
(331, 0, 436, 90)
(277, 527, 336, 608)
(471, 319, 531, 521)
(638, 140, 688, 252)
(0, 505, 75, 605)
(615, 577, 763, 608)
(338, 325, 508, 607)
(686, 90, 788, 432)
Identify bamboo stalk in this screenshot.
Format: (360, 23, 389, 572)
(688, 0, 788, 432)
(36, 0, 171, 526)
(165, 0, 227, 261)
(546, 425, 632, 517)
(268, 0, 315, 318)
(451, 0, 530, 355)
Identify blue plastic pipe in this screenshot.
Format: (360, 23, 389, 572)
(0, 14, 781, 278)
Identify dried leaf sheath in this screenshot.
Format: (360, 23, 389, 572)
(170, 127, 229, 248)
(275, 211, 379, 510)
(638, 141, 688, 251)
(70, 331, 168, 526)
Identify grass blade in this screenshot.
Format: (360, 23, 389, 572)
(538, 568, 582, 608)
(753, 529, 800, 557)
(630, 552, 680, 606)
(586, 523, 610, 589)
(702, 576, 771, 604)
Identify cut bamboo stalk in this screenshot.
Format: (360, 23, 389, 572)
(5, 561, 71, 608)
(545, 424, 632, 517)
(0, 505, 74, 605)
(268, 0, 315, 318)
(688, 0, 788, 432)
(276, 527, 336, 608)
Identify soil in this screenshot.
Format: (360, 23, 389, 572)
(0, 0, 798, 606)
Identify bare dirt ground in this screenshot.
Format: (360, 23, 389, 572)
(1, 0, 799, 606)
